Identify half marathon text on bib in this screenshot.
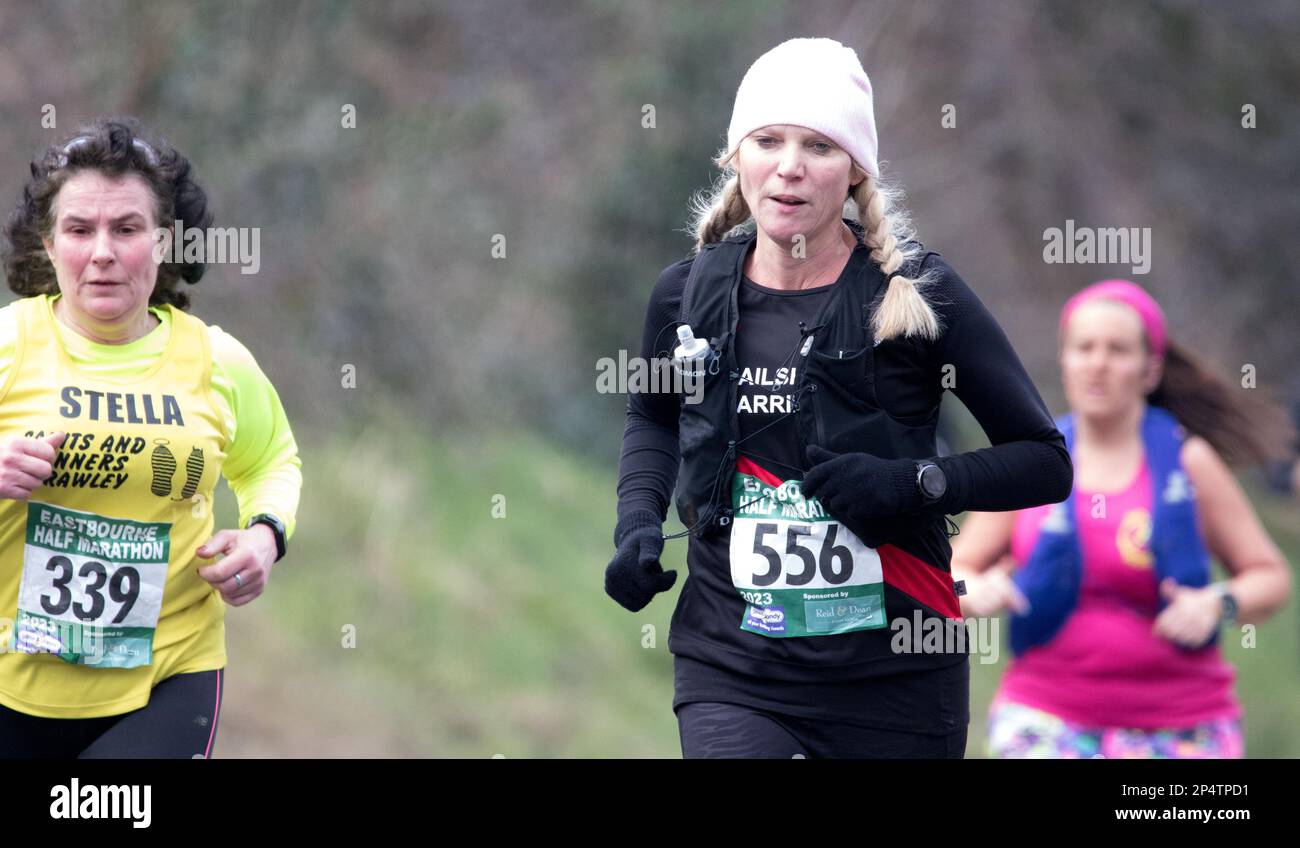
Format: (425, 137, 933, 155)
(728, 460, 885, 638)
(12, 502, 171, 668)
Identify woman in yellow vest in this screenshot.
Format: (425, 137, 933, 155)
(0, 118, 302, 758)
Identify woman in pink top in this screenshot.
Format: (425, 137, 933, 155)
(952, 280, 1292, 758)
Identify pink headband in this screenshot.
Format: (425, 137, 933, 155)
(1059, 279, 1167, 360)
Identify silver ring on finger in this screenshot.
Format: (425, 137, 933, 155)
(234, 572, 243, 589)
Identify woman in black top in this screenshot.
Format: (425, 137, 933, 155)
(605, 37, 1072, 758)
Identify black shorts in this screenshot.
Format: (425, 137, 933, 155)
(0, 668, 224, 759)
(677, 700, 968, 759)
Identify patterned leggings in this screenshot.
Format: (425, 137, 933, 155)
(986, 697, 1244, 759)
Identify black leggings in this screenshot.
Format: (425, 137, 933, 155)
(677, 701, 968, 758)
(0, 669, 223, 759)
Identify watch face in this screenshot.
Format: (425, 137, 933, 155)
(921, 465, 946, 499)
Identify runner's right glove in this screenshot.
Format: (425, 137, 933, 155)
(605, 511, 677, 612)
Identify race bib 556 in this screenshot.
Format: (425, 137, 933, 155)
(728, 460, 885, 638)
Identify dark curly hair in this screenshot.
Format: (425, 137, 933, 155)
(1, 116, 213, 311)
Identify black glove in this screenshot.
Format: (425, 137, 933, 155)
(605, 512, 677, 612)
(799, 445, 922, 527)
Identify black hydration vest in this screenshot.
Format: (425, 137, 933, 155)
(674, 220, 942, 542)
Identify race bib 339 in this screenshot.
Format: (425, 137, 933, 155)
(12, 502, 171, 668)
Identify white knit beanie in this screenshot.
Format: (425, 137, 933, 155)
(725, 38, 878, 178)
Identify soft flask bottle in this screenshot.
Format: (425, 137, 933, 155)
(672, 325, 710, 379)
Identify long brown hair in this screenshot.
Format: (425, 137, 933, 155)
(1149, 339, 1295, 468)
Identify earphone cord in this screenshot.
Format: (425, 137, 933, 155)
(650, 321, 679, 363)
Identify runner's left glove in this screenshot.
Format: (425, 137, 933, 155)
(800, 445, 922, 523)
(605, 511, 676, 612)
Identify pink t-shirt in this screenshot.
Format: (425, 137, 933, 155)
(997, 456, 1241, 729)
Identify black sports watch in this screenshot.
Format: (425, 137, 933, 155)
(247, 513, 287, 562)
(916, 462, 947, 505)
(1211, 582, 1238, 626)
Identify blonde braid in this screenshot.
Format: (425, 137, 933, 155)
(691, 173, 752, 250)
(853, 173, 940, 342)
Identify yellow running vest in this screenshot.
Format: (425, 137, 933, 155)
(0, 295, 229, 718)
